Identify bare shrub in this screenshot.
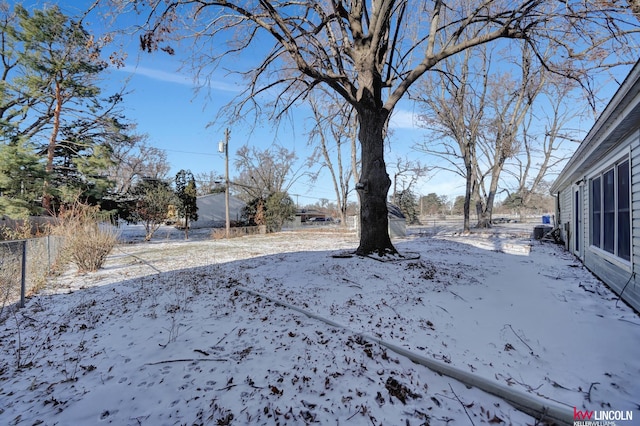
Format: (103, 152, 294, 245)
(0, 244, 21, 320)
(55, 202, 119, 273)
(1, 219, 36, 241)
(0, 233, 64, 322)
(211, 228, 227, 240)
(210, 226, 264, 239)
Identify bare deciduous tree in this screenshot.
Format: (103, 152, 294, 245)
(194, 171, 225, 196)
(414, 49, 487, 232)
(417, 33, 637, 231)
(473, 45, 545, 228)
(233, 144, 309, 202)
(111, 0, 640, 254)
(504, 78, 583, 219)
(109, 137, 171, 195)
(390, 156, 429, 205)
(308, 91, 357, 224)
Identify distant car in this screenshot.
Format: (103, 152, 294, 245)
(307, 217, 332, 223)
(492, 217, 511, 224)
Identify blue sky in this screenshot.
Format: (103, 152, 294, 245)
(17, 0, 467, 205)
(107, 55, 375, 205)
(14, 0, 632, 207)
(96, 16, 450, 205)
(13, 0, 357, 204)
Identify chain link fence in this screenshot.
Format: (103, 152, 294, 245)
(0, 235, 65, 320)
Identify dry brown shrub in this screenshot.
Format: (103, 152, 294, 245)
(210, 228, 227, 240)
(54, 202, 119, 273)
(0, 219, 37, 241)
(0, 244, 20, 319)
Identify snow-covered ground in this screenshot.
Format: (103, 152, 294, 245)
(1, 224, 638, 425)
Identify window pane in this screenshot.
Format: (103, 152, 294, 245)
(603, 169, 615, 254)
(617, 161, 630, 261)
(618, 160, 630, 210)
(618, 211, 631, 261)
(591, 177, 601, 247)
(575, 190, 580, 252)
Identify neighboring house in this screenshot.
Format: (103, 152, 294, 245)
(297, 208, 327, 223)
(189, 193, 246, 229)
(353, 203, 406, 238)
(387, 203, 407, 238)
(550, 60, 640, 313)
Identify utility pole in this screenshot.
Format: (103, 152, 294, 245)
(218, 128, 231, 238)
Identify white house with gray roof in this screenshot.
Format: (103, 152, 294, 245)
(550, 60, 640, 313)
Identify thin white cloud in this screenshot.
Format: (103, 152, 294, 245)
(389, 108, 419, 129)
(115, 64, 240, 93)
(417, 176, 466, 198)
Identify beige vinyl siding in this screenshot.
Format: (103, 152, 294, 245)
(582, 130, 639, 312)
(632, 133, 640, 275)
(550, 60, 640, 313)
(558, 188, 572, 250)
(581, 185, 589, 258)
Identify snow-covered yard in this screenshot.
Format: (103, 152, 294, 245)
(1, 225, 638, 425)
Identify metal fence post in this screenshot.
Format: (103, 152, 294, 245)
(20, 240, 26, 308)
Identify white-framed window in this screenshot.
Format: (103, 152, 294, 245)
(590, 158, 630, 261)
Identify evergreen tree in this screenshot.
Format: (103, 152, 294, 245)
(175, 169, 198, 239)
(419, 193, 445, 216)
(0, 139, 45, 217)
(264, 192, 296, 232)
(242, 197, 266, 227)
(0, 4, 129, 215)
(452, 196, 466, 216)
(242, 192, 294, 232)
(394, 189, 419, 225)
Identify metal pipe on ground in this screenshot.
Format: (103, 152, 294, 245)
(237, 286, 574, 425)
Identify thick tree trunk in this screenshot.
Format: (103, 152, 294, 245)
(476, 157, 505, 228)
(476, 200, 490, 227)
(43, 79, 63, 212)
(463, 174, 472, 233)
(355, 108, 395, 256)
(462, 148, 474, 233)
(476, 190, 496, 228)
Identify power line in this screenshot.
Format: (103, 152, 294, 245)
(161, 148, 219, 157)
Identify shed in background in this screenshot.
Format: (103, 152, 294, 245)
(189, 193, 246, 229)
